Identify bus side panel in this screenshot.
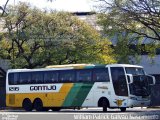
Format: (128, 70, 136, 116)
(82, 82, 129, 108)
(82, 82, 112, 107)
(6, 93, 46, 107)
(45, 83, 74, 107)
(62, 83, 94, 107)
(6, 83, 74, 107)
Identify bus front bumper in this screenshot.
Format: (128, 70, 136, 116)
(128, 97, 150, 107)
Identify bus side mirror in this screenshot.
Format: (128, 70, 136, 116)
(126, 74, 133, 84)
(147, 75, 156, 85)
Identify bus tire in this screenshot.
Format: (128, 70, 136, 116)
(33, 98, 43, 111)
(102, 99, 108, 112)
(98, 97, 109, 112)
(22, 98, 33, 111)
(51, 107, 61, 111)
(43, 107, 49, 111)
(103, 106, 107, 112)
(120, 107, 126, 112)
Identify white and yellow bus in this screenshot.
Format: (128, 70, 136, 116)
(6, 64, 155, 112)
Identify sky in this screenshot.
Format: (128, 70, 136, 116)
(0, 0, 96, 12)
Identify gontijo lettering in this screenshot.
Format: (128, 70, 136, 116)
(30, 85, 56, 91)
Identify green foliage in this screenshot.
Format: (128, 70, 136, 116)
(98, 0, 160, 41)
(97, 0, 160, 64)
(98, 12, 142, 63)
(111, 32, 141, 64)
(0, 2, 116, 68)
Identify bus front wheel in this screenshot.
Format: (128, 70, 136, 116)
(120, 107, 126, 112)
(33, 98, 43, 111)
(102, 99, 108, 112)
(22, 98, 33, 111)
(103, 106, 107, 112)
(98, 97, 109, 112)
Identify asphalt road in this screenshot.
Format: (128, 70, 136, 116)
(0, 107, 160, 120)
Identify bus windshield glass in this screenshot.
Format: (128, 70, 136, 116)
(125, 67, 145, 75)
(125, 67, 150, 96)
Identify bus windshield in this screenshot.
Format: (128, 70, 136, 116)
(125, 67, 145, 75)
(125, 67, 150, 96)
(130, 75, 150, 96)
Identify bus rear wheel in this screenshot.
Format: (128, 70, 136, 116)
(43, 107, 49, 111)
(22, 98, 33, 111)
(51, 107, 61, 111)
(33, 98, 43, 111)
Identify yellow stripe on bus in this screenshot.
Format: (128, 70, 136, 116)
(6, 83, 74, 107)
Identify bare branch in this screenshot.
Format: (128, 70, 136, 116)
(1, 0, 9, 16)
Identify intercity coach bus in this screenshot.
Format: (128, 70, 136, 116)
(6, 64, 155, 112)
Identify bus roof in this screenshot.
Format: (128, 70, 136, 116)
(7, 64, 143, 73)
(106, 64, 143, 68)
(46, 64, 143, 68)
(46, 64, 94, 68)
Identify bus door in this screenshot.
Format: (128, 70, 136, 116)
(110, 67, 129, 108)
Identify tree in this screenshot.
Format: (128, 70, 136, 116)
(112, 32, 142, 64)
(97, 0, 160, 41)
(0, 0, 9, 17)
(0, 0, 54, 17)
(0, 2, 116, 68)
(96, 0, 160, 63)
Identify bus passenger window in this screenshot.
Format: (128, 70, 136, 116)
(8, 73, 19, 85)
(93, 68, 109, 82)
(19, 72, 31, 84)
(44, 71, 58, 83)
(32, 72, 44, 84)
(59, 70, 75, 82)
(76, 70, 92, 82)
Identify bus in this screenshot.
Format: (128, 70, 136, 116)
(6, 64, 155, 112)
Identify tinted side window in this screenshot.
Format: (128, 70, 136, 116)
(31, 72, 44, 84)
(93, 68, 109, 82)
(8, 73, 19, 85)
(59, 70, 75, 82)
(111, 67, 128, 96)
(44, 71, 58, 83)
(77, 70, 92, 82)
(8, 73, 14, 85)
(19, 72, 31, 84)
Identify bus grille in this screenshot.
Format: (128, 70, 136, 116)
(9, 94, 15, 105)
